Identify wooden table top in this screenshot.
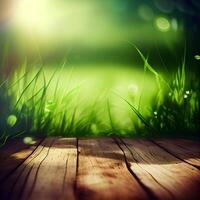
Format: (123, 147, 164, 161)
(0, 137, 200, 200)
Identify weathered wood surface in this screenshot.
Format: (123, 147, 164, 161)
(118, 139, 200, 200)
(0, 137, 200, 200)
(0, 138, 42, 182)
(76, 138, 148, 200)
(153, 139, 200, 168)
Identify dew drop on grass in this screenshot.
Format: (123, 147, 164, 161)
(185, 90, 190, 95)
(7, 115, 17, 127)
(184, 94, 188, 99)
(23, 137, 36, 145)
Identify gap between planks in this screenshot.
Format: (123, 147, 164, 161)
(76, 138, 149, 200)
(150, 139, 200, 170)
(0, 137, 200, 200)
(0, 138, 44, 182)
(117, 138, 200, 200)
(0, 138, 150, 200)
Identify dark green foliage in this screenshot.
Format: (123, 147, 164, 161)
(0, 49, 199, 146)
(123, 47, 200, 138)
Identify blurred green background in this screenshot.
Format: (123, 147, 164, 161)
(0, 0, 199, 138)
(1, 0, 199, 70)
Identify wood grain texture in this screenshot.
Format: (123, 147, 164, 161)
(119, 139, 200, 200)
(0, 137, 54, 200)
(76, 138, 149, 200)
(0, 137, 200, 200)
(0, 138, 42, 181)
(153, 139, 200, 168)
(0, 137, 77, 200)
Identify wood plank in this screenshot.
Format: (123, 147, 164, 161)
(0, 137, 78, 200)
(0, 138, 42, 181)
(0, 137, 54, 200)
(119, 139, 200, 200)
(153, 139, 200, 168)
(22, 137, 77, 200)
(116, 138, 173, 200)
(76, 138, 149, 200)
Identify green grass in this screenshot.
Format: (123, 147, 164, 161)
(0, 63, 154, 142)
(0, 50, 199, 145)
(121, 47, 200, 138)
(3, 67, 108, 138)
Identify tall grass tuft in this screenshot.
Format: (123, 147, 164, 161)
(0, 49, 199, 145)
(0, 64, 110, 145)
(123, 46, 200, 138)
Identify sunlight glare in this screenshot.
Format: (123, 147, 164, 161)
(13, 0, 49, 32)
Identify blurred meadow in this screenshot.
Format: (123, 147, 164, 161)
(0, 0, 200, 144)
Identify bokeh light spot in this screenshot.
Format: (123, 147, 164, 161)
(7, 115, 17, 127)
(195, 55, 200, 60)
(155, 17, 170, 32)
(23, 137, 36, 145)
(138, 5, 154, 21)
